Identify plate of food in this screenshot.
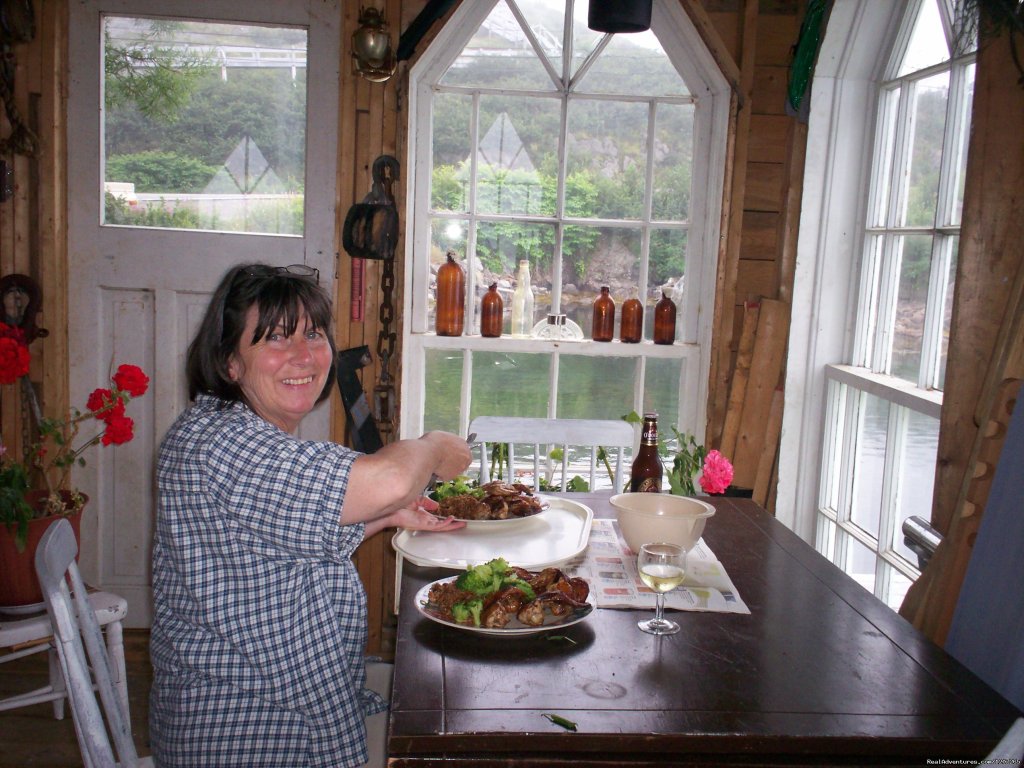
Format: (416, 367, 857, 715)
(430, 478, 549, 527)
(415, 557, 593, 636)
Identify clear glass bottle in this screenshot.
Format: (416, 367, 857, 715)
(435, 250, 465, 336)
(630, 412, 664, 492)
(620, 288, 643, 343)
(592, 286, 615, 342)
(653, 290, 677, 345)
(510, 259, 534, 337)
(480, 282, 503, 338)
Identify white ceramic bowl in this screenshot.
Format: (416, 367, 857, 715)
(609, 493, 716, 553)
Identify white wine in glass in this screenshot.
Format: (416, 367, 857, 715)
(637, 542, 686, 635)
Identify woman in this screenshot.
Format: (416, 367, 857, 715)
(150, 263, 471, 767)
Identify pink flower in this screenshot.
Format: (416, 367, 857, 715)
(699, 450, 734, 495)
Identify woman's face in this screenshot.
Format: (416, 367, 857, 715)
(228, 305, 332, 433)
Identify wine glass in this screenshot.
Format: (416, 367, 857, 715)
(636, 542, 686, 635)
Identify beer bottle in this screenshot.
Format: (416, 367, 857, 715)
(653, 290, 676, 345)
(630, 413, 664, 493)
(620, 288, 643, 343)
(592, 286, 615, 342)
(435, 250, 465, 336)
(480, 282, 503, 337)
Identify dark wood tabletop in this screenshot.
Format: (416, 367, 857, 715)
(388, 493, 1022, 767)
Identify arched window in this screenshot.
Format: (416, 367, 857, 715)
(401, 0, 729, 471)
(782, 0, 975, 608)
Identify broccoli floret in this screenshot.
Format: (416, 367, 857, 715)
(502, 577, 536, 601)
(455, 557, 510, 596)
(451, 597, 484, 626)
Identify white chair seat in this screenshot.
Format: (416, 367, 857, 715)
(0, 590, 128, 720)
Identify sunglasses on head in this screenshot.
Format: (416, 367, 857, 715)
(244, 264, 319, 285)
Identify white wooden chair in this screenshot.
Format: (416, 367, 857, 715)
(34, 519, 152, 767)
(0, 590, 128, 721)
(468, 416, 636, 492)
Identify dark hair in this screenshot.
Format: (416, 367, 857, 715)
(186, 263, 336, 405)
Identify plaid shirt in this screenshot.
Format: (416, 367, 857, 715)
(150, 394, 386, 767)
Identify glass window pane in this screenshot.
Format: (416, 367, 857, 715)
(476, 221, 554, 329)
(559, 226, 639, 338)
(557, 354, 634, 420)
(892, 234, 932, 382)
(476, 96, 558, 216)
(516, 0, 569, 80)
(851, 394, 888, 539)
(470, 351, 550, 419)
(104, 17, 306, 234)
(885, 568, 913, 612)
(897, 0, 948, 76)
(441, 0, 555, 90)
(650, 229, 687, 325)
(951, 63, 975, 226)
(894, 410, 938, 561)
(845, 534, 878, 595)
(643, 357, 682, 430)
(570, 0, 602, 80)
(567, 99, 647, 220)
(575, 30, 689, 97)
(428, 218, 469, 331)
(424, 348, 464, 432)
(432, 93, 472, 213)
(904, 72, 949, 228)
(653, 103, 694, 222)
(939, 239, 957, 387)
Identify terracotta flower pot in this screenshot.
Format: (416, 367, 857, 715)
(0, 491, 85, 610)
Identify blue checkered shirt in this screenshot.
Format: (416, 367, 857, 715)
(149, 394, 386, 767)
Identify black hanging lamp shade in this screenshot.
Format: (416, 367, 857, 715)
(588, 0, 653, 33)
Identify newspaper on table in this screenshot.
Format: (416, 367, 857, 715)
(564, 518, 750, 615)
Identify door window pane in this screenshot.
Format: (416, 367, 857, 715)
(103, 17, 307, 234)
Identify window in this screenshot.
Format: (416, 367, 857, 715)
(781, 0, 975, 610)
(103, 17, 308, 235)
(401, 0, 729, 469)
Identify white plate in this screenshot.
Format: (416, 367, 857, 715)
(433, 494, 551, 528)
(414, 575, 594, 636)
(394, 496, 593, 570)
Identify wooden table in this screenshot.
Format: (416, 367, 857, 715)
(389, 493, 1022, 767)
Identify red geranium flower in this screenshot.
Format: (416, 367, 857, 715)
(112, 364, 149, 398)
(101, 415, 135, 446)
(0, 329, 30, 385)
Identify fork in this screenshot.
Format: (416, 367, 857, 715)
(422, 432, 476, 497)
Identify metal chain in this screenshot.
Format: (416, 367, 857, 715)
(373, 250, 397, 437)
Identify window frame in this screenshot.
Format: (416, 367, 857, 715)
(780, 0, 974, 609)
(400, 0, 730, 440)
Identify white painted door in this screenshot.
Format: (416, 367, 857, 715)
(67, 0, 340, 626)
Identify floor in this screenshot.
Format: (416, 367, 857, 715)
(0, 630, 153, 767)
(0, 631, 392, 768)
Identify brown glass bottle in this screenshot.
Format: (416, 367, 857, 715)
(653, 291, 677, 345)
(592, 286, 615, 342)
(630, 412, 663, 493)
(435, 250, 465, 337)
(480, 282, 503, 338)
(620, 292, 643, 343)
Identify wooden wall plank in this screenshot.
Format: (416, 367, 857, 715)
(745, 162, 786, 211)
(748, 115, 791, 163)
(752, 65, 789, 115)
(741, 211, 780, 260)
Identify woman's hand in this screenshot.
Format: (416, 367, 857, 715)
(363, 495, 465, 538)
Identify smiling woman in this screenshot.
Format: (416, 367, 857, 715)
(149, 262, 472, 767)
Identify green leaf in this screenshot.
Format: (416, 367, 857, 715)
(542, 713, 578, 731)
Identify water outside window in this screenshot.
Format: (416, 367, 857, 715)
(102, 17, 307, 235)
